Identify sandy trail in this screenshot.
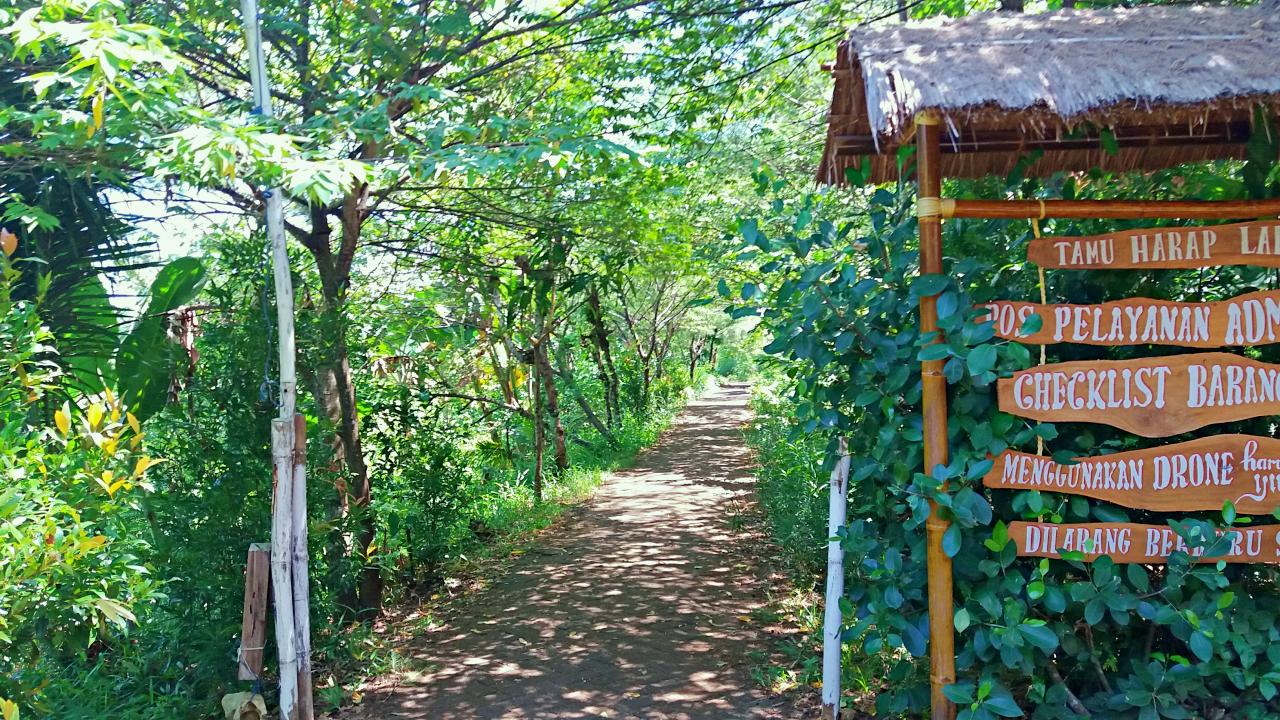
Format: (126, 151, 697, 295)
(345, 384, 789, 719)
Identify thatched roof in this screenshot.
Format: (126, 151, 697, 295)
(820, 5, 1280, 185)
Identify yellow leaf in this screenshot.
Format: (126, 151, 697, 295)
(54, 408, 70, 435)
(96, 470, 114, 494)
(0, 229, 16, 257)
(126, 412, 141, 435)
(95, 597, 136, 626)
(92, 91, 104, 130)
(0, 696, 18, 720)
(87, 403, 103, 430)
(81, 535, 107, 552)
(134, 456, 163, 476)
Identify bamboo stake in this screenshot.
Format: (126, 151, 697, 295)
(916, 114, 957, 720)
(240, 1, 307, 716)
(291, 414, 314, 718)
(269, 419, 299, 719)
(821, 439, 851, 720)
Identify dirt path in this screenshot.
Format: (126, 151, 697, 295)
(346, 383, 792, 719)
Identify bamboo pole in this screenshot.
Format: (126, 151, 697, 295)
(240, 1, 308, 716)
(291, 414, 314, 718)
(945, 198, 1280, 220)
(269, 419, 299, 719)
(821, 439, 851, 720)
(916, 114, 956, 720)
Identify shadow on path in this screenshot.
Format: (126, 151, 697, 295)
(345, 384, 786, 720)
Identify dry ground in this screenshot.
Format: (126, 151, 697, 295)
(343, 384, 805, 719)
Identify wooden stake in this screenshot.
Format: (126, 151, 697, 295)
(291, 414, 314, 718)
(916, 114, 957, 720)
(237, 543, 271, 681)
(821, 439, 851, 720)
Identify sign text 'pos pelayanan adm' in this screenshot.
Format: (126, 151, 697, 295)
(1009, 522, 1280, 564)
(979, 290, 1280, 347)
(983, 435, 1280, 514)
(997, 352, 1280, 437)
(1028, 219, 1280, 269)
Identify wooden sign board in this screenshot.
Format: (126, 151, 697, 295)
(984, 435, 1280, 514)
(998, 352, 1280, 437)
(979, 290, 1280, 348)
(1009, 521, 1280, 564)
(1028, 219, 1280, 269)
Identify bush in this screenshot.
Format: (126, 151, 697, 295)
(0, 256, 160, 713)
(729, 166, 1280, 718)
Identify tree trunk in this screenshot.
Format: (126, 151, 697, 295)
(532, 371, 545, 502)
(534, 339, 568, 472)
(688, 336, 706, 381)
(305, 193, 381, 618)
(557, 344, 618, 449)
(586, 286, 621, 427)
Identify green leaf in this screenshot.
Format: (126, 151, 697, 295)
(1189, 630, 1213, 662)
(1100, 128, 1120, 156)
(1019, 623, 1059, 653)
(955, 608, 971, 633)
(116, 257, 206, 421)
(919, 344, 951, 362)
(983, 695, 1024, 718)
(943, 523, 962, 558)
(966, 345, 997, 376)
(1019, 312, 1043, 335)
(944, 682, 976, 704)
(912, 274, 949, 297)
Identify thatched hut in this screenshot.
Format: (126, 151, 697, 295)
(820, 4, 1280, 185)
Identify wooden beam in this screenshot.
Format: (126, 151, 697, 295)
(237, 543, 271, 681)
(833, 121, 1253, 156)
(947, 198, 1280, 220)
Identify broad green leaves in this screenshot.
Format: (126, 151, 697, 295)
(116, 257, 206, 420)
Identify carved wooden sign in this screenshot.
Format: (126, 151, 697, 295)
(1028, 220, 1280, 269)
(983, 435, 1280, 514)
(1009, 521, 1280, 564)
(998, 352, 1280, 437)
(979, 290, 1280, 348)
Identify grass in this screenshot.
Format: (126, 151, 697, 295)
(741, 383, 886, 717)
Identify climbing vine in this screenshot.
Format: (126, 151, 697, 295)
(728, 164, 1280, 719)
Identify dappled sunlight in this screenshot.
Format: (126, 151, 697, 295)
(345, 385, 787, 719)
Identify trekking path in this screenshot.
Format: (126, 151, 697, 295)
(345, 383, 793, 719)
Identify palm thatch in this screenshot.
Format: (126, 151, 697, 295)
(820, 5, 1280, 184)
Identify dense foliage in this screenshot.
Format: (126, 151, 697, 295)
(733, 139, 1280, 718)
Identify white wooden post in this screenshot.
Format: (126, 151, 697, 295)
(240, 0, 309, 716)
(821, 438, 851, 720)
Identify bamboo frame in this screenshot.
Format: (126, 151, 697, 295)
(916, 114, 957, 720)
(904, 114, 1280, 718)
